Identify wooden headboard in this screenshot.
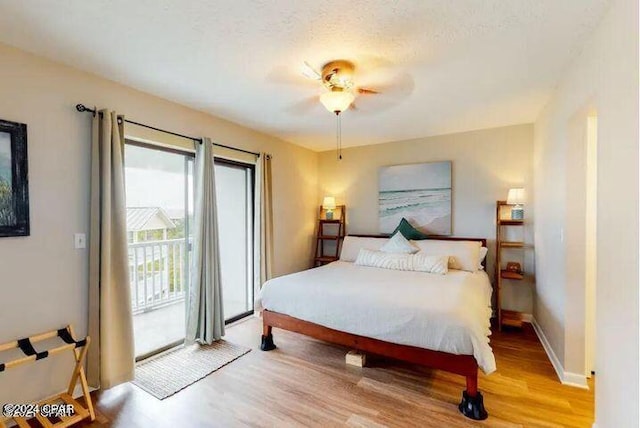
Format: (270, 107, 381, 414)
(348, 234, 487, 248)
(348, 234, 488, 270)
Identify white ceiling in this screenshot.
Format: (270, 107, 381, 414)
(0, 0, 610, 151)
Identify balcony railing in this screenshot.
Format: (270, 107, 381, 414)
(128, 238, 190, 314)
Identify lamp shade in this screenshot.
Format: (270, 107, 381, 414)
(320, 90, 354, 113)
(507, 188, 525, 205)
(322, 196, 336, 210)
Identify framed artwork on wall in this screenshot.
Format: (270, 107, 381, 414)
(379, 161, 452, 235)
(0, 119, 29, 237)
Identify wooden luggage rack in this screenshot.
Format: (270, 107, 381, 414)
(0, 325, 95, 428)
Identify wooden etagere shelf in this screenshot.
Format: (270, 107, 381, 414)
(496, 200, 531, 330)
(500, 270, 524, 280)
(498, 219, 524, 226)
(313, 205, 346, 267)
(499, 241, 525, 248)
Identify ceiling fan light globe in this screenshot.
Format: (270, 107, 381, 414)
(320, 91, 354, 114)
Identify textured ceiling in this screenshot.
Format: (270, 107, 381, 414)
(0, 0, 610, 150)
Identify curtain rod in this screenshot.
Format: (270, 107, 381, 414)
(75, 104, 261, 157)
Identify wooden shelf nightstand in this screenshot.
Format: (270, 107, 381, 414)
(313, 205, 346, 267)
(500, 270, 524, 280)
(496, 200, 530, 330)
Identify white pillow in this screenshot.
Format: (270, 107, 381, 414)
(380, 232, 418, 254)
(355, 249, 448, 274)
(411, 239, 482, 272)
(412, 253, 449, 274)
(339, 236, 389, 262)
(478, 247, 488, 270)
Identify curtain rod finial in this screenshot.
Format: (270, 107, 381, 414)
(76, 104, 97, 117)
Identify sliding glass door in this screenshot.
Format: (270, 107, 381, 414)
(125, 141, 254, 358)
(215, 159, 255, 322)
(124, 142, 194, 359)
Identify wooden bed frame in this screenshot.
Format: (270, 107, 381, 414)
(260, 234, 489, 420)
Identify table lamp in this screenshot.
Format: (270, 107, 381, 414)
(507, 188, 525, 220)
(322, 196, 337, 219)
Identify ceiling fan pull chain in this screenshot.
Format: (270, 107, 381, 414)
(336, 112, 339, 160)
(336, 112, 342, 160)
(339, 114, 343, 160)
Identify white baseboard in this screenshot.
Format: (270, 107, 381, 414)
(530, 317, 589, 389)
(562, 371, 589, 388)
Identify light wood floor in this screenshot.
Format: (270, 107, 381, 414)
(81, 317, 594, 427)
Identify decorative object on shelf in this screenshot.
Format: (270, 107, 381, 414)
(379, 161, 452, 235)
(314, 204, 346, 267)
(0, 118, 29, 237)
(322, 196, 336, 220)
(506, 262, 522, 274)
(496, 200, 531, 330)
(507, 188, 525, 220)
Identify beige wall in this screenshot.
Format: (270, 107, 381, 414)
(0, 43, 318, 403)
(318, 124, 535, 313)
(533, 0, 638, 425)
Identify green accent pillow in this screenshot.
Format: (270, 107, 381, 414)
(393, 218, 429, 240)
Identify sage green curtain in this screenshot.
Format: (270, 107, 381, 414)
(87, 110, 135, 389)
(186, 137, 225, 344)
(254, 153, 273, 293)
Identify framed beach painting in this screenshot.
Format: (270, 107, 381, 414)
(379, 161, 451, 235)
(0, 119, 29, 237)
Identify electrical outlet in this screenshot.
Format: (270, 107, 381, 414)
(74, 233, 86, 249)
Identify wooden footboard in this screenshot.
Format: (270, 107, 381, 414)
(261, 309, 488, 419)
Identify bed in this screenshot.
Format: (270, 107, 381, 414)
(256, 235, 494, 420)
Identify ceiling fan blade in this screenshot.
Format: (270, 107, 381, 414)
(350, 73, 415, 114)
(302, 61, 321, 80)
(267, 65, 320, 87)
(357, 87, 379, 95)
(363, 73, 414, 98)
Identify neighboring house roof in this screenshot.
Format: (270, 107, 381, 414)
(127, 207, 176, 232)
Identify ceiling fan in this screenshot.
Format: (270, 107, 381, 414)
(299, 59, 386, 160)
(301, 59, 380, 114)
(295, 59, 412, 159)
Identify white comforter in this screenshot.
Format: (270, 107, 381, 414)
(257, 261, 496, 374)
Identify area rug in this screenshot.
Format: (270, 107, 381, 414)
(133, 340, 251, 399)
